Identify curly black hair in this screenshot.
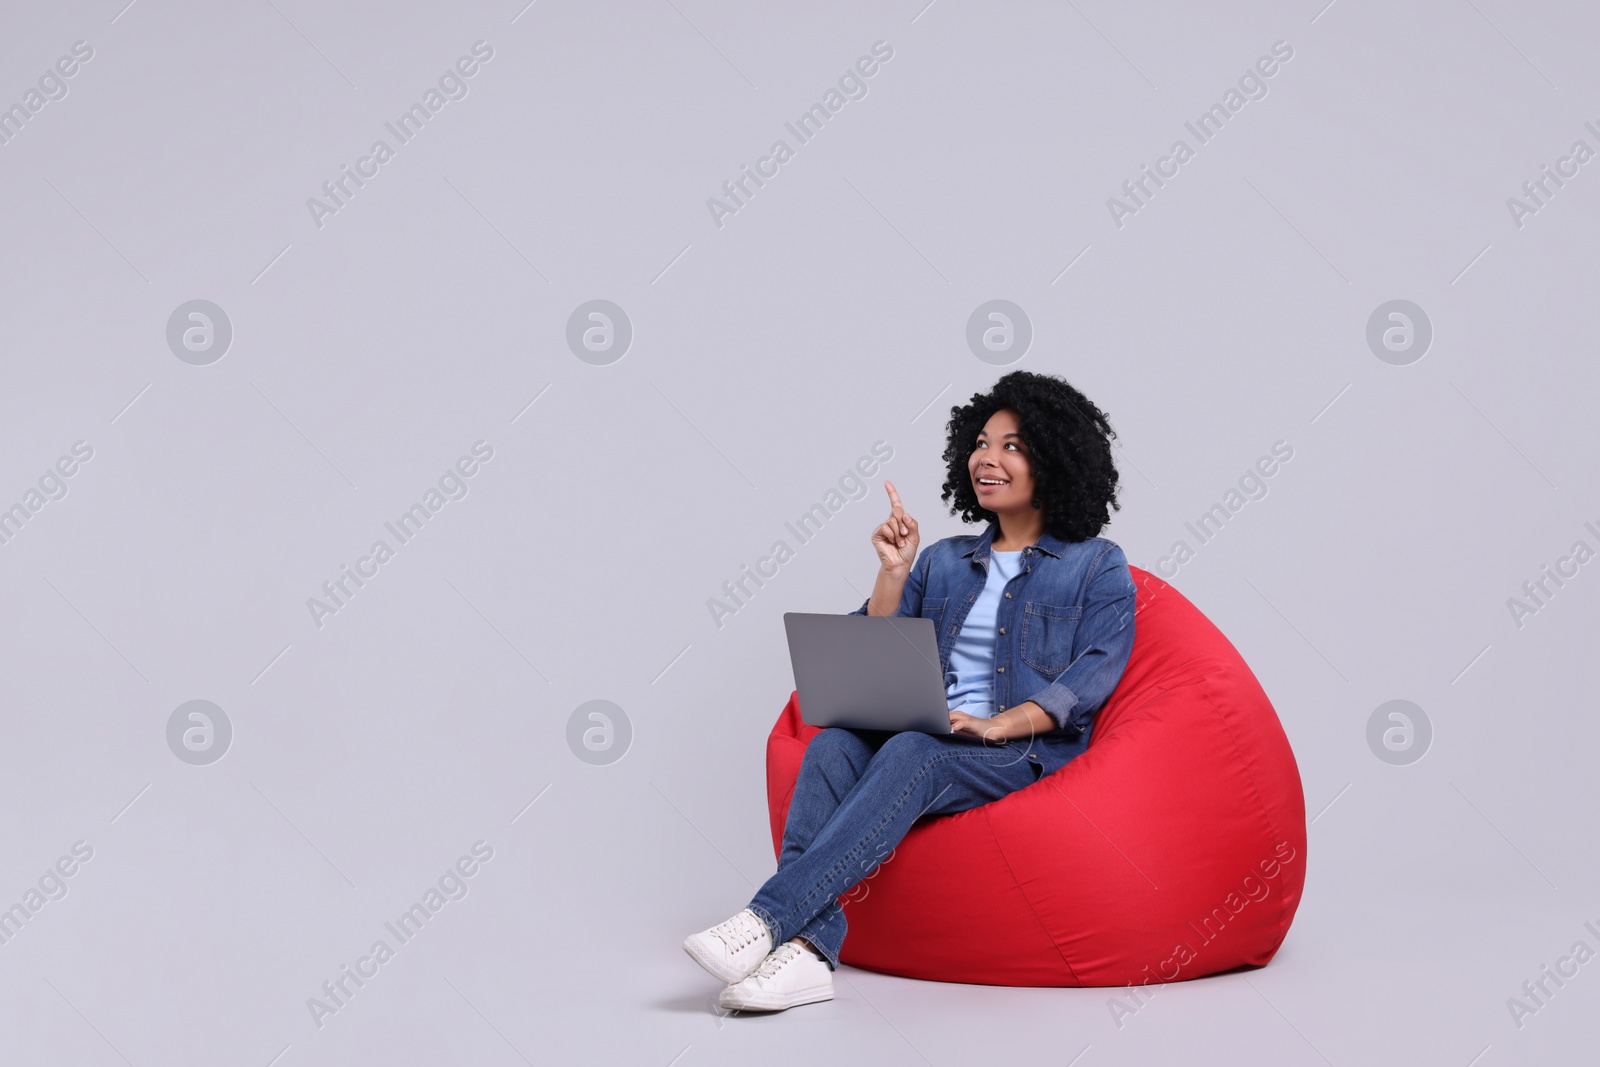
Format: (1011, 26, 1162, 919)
(940, 370, 1122, 542)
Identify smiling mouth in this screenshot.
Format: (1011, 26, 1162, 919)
(976, 476, 1008, 489)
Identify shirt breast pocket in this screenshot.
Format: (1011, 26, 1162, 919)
(919, 597, 948, 635)
(1020, 602, 1081, 675)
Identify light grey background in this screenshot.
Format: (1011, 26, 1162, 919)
(1, 0, 1596, 1064)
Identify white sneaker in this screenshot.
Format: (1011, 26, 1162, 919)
(683, 908, 773, 984)
(718, 941, 834, 1012)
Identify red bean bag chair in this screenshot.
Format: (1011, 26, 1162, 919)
(765, 567, 1305, 987)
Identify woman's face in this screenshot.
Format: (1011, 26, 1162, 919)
(968, 408, 1036, 514)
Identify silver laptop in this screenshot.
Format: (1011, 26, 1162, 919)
(783, 612, 953, 734)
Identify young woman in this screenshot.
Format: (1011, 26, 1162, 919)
(684, 370, 1139, 1012)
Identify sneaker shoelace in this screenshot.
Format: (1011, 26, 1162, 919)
(713, 912, 765, 954)
(750, 943, 805, 982)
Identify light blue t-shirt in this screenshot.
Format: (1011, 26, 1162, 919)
(944, 549, 1024, 718)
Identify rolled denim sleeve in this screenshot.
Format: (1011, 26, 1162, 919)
(848, 546, 931, 617)
(1026, 544, 1137, 732)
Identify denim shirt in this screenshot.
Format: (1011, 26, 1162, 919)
(850, 521, 1137, 738)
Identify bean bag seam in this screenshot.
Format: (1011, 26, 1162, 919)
(1121, 570, 1304, 962)
(1088, 670, 1221, 737)
(1167, 665, 1283, 846)
(1188, 666, 1300, 945)
(1098, 665, 1293, 854)
(981, 806, 1085, 985)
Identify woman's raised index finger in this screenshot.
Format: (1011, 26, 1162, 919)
(884, 480, 904, 511)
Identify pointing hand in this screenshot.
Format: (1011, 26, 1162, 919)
(870, 480, 920, 574)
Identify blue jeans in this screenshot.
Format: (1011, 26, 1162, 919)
(747, 727, 1053, 969)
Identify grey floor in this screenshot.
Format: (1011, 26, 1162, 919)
(2, 1, 1598, 1064)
